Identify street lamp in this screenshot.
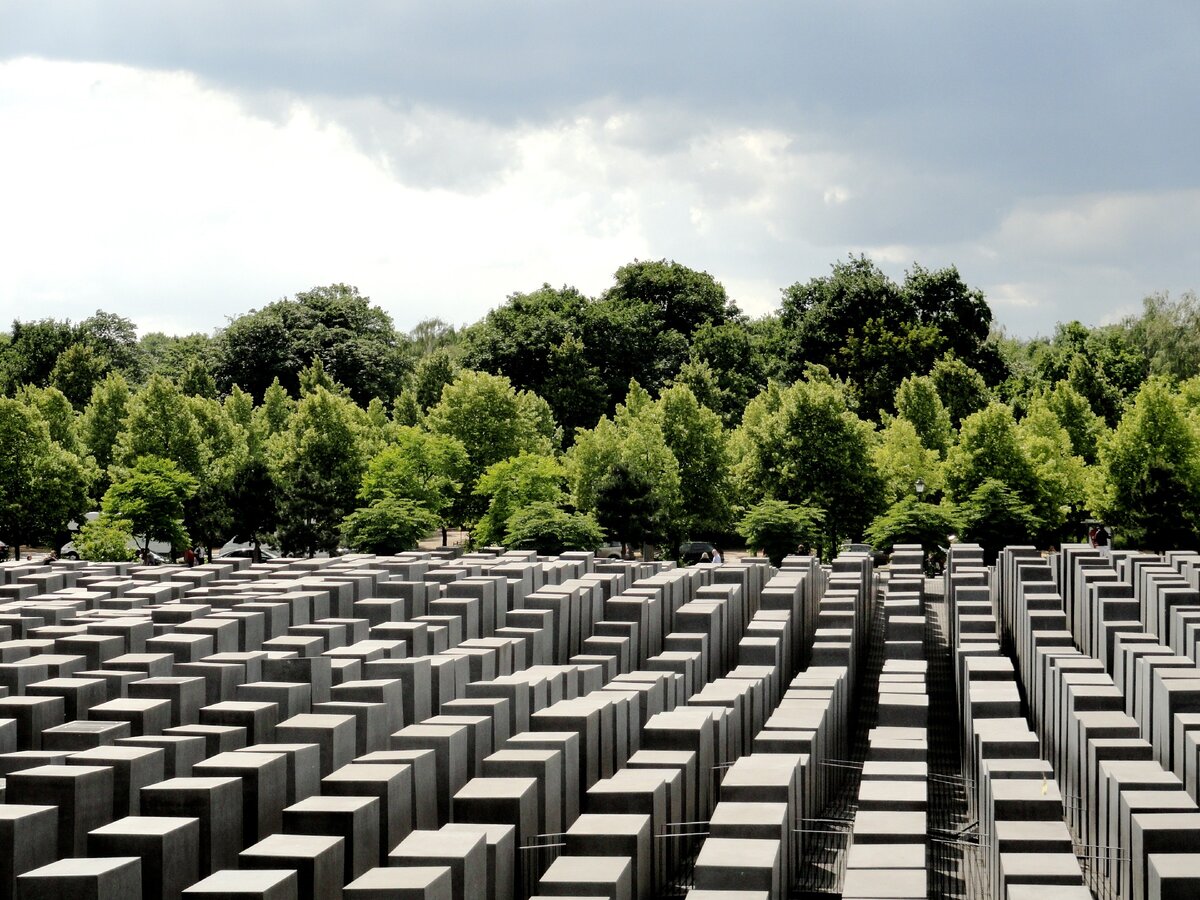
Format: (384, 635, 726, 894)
(914, 477, 926, 501)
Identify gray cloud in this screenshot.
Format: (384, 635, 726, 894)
(2, 1, 1198, 336)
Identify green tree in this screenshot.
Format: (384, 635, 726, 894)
(1043, 380, 1106, 464)
(654, 384, 733, 536)
(101, 456, 198, 554)
(474, 453, 566, 548)
(213, 284, 412, 403)
(0, 399, 91, 556)
(74, 515, 137, 562)
(944, 401, 1039, 505)
(17, 385, 79, 453)
(342, 497, 438, 555)
(501, 502, 604, 555)
(138, 332, 216, 385)
(412, 350, 459, 414)
(0, 317, 77, 393)
(931, 353, 991, 428)
(255, 377, 294, 437)
(77, 311, 140, 378)
(114, 374, 206, 478)
(567, 384, 683, 553)
(269, 387, 365, 556)
(959, 479, 1042, 563)
(865, 497, 959, 574)
(894, 375, 953, 456)
(358, 428, 468, 525)
(51, 343, 111, 409)
(1088, 377, 1200, 550)
(78, 372, 131, 491)
(734, 375, 884, 552)
(228, 457, 279, 561)
(425, 371, 558, 526)
(737, 499, 826, 566)
(1016, 395, 1088, 539)
(178, 358, 218, 399)
(462, 284, 600, 429)
(1119, 291, 1200, 382)
(873, 418, 943, 505)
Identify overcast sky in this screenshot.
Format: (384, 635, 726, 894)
(1, 2, 1197, 339)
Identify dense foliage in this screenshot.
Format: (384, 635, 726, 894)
(2, 262, 1199, 560)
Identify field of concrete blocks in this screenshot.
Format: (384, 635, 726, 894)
(0, 541, 1196, 898)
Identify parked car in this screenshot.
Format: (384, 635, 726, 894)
(678, 541, 717, 564)
(217, 537, 280, 561)
(838, 541, 889, 567)
(596, 542, 626, 560)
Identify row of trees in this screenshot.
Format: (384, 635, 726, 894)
(5, 345, 1200, 566)
(3, 258, 1199, 562)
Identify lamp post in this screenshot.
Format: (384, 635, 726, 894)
(914, 477, 926, 502)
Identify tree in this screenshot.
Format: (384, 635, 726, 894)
(213, 284, 411, 403)
(407, 318, 461, 357)
(114, 374, 206, 479)
(17, 385, 79, 453)
(778, 256, 988, 415)
(269, 387, 365, 556)
(1016, 395, 1088, 540)
(228, 456, 279, 561)
(0, 399, 91, 556)
(1088, 377, 1200, 550)
(605, 259, 736, 339)
(873, 418, 943, 506)
(654, 384, 733, 536)
(501, 502, 604, 555)
(462, 285, 599, 428)
(0, 317, 77, 393)
(737, 500, 826, 566)
(959, 479, 1042, 564)
(412, 351, 459, 414)
(1043, 380, 1106, 464)
(342, 497, 439, 555)
(357, 428, 468, 532)
(178, 358, 217, 399)
(101, 456, 198, 554)
(1120, 291, 1200, 382)
(78, 372, 131, 491)
(931, 353, 991, 428)
(894, 375, 953, 456)
(77, 311, 140, 378)
(944, 401, 1039, 504)
(74, 515, 137, 562)
(183, 395, 248, 552)
(567, 384, 683, 553)
(424, 371, 558, 526)
(865, 498, 959, 574)
(474, 453, 566, 548)
(734, 375, 884, 552)
(138, 332, 216, 384)
(255, 377, 294, 437)
(51, 343, 111, 409)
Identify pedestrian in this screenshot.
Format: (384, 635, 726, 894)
(711, 547, 723, 565)
(1088, 526, 1098, 548)
(184, 547, 195, 567)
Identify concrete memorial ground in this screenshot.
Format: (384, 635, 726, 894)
(0, 541, 1195, 898)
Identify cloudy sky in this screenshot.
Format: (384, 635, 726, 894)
(1, 2, 1197, 338)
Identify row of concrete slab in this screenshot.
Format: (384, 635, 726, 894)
(948, 540, 1200, 900)
(0, 543, 892, 899)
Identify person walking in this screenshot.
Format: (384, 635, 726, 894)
(711, 547, 723, 565)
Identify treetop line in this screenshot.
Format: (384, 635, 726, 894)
(2, 256, 1199, 562)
